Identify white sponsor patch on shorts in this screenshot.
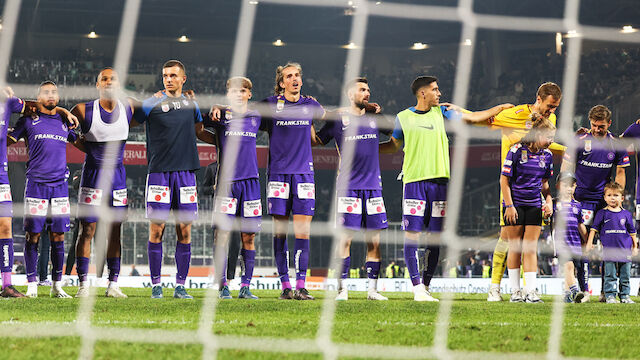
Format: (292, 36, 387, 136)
(113, 189, 127, 207)
(297, 183, 315, 199)
(216, 197, 237, 214)
(366, 197, 386, 215)
(636, 204, 640, 221)
(403, 199, 426, 217)
(337, 197, 362, 214)
(581, 209, 594, 226)
(51, 197, 70, 216)
(243, 199, 262, 217)
(179, 186, 197, 204)
(79, 187, 102, 206)
(0, 184, 11, 202)
(147, 185, 170, 204)
(267, 181, 290, 199)
(431, 201, 447, 218)
(25, 197, 48, 216)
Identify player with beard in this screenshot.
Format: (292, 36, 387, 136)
(8, 81, 77, 298)
(316, 78, 388, 301)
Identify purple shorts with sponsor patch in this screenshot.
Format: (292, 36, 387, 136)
(24, 179, 71, 233)
(77, 164, 128, 223)
(0, 174, 13, 218)
(336, 189, 388, 230)
(577, 199, 605, 227)
(267, 173, 315, 216)
(214, 178, 262, 233)
(402, 180, 447, 233)
(146, 170, 198, 222)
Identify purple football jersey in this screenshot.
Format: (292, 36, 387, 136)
(81, 100, 132, 168)
(552, 199, 583, 256)
(621, 123, 640, 202)
(0, 97, 25, 176)
(207, 108, 260, 182)
(501, 143, 553, 207)
(317, 112, 382, 191)
(261, 95, 324, 175)
(565, 132, 629, 202)
(592, 208, 636, 262)
(9, 112, 77, 184)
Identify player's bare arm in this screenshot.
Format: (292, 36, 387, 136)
(500, 174, 517, 224)
(195, 122, 215, 145)
(615, 166, 626, 188)
(379, 136, 402, 154)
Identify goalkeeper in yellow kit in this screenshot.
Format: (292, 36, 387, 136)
(485, 82, 565, 301)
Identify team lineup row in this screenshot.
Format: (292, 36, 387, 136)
(0, 60, 636, 305)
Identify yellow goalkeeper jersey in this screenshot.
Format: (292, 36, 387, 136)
(488, 104, 566, 161)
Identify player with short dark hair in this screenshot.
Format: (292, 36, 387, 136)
(135, 60, 216, 299)
(71, 68, 135, 298)
(380, 76, 512, 301)
(8, 81, 77, 298)
(316, 78, 388, 301)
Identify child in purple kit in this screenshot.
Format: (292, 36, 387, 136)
(588, 182, 637, 303)
(501, 113, 555, 303)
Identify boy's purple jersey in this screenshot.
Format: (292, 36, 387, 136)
(205, 108, 260, 182)
(9, 112, 77, 184)
(81, 100, 133, 168)
(621, 123, 640, 202)
(552, 199, 583, 255)
(0, 97, 25, 176)
(564, 132, 629, 201)
(592, 208, 636, 262)
(317, 112, 382, 191)
(501, 143, 553, 207)
(261, 95, 324, 175)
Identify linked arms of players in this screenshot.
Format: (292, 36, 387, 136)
(3, 86, 79, 129)
(441, 103, 514, 123)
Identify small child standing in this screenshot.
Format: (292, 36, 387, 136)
(588, 182, 638, 303)
(551, 172, 589, 303)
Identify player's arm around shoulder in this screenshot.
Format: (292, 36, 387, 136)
(459, 103, 514, 124)
(379, 114, 403, 154)
(70, 103, 87, 153)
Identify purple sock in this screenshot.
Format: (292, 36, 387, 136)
(76, 257, 90, 282)
(341, 257, 351, 279)
(148, 242, 163, 285)
(25, 241, 39, 283)
(107, 257, 121, 282)
(50, 241, 65, 282)
(273, 236, 291, 289)
(366, 261, 381, 279)
(175, 242, 191, 286)
(577, 259, 590, 292)
(422, 245, 440, 287)
(294, 238, 310, 290)
(240, 248, 255, 287)
(404, 240, 421, 286)
(0, 238, 13, 287)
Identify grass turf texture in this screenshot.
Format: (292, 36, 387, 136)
(1, 287, 638, 359)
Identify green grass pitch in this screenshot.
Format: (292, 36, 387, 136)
(1, 287, 638, 359)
